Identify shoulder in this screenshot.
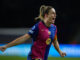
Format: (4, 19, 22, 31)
(51, 24, 57, 33)
(32, 22, 40, 29)
(51, 24, 57, 28)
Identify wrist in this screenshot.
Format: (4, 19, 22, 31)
(58, 49, 62, 54)
(5, 45, 10, 48)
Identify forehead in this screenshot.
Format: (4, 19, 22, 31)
(49, 8, 56, 17)
(49, 8, 56, 13)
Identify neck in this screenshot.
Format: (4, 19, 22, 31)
(43, 19, 51, 27)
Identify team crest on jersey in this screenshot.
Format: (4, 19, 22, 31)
(48, 31, 51, 35)
(46, 38, 51, 45)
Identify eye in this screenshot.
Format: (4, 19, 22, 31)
(52, 12, 55, 14)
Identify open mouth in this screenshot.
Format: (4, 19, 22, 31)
(51, 18, 55, 23)
(52, 18, 55, 20)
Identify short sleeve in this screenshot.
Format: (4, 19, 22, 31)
(55, 26, 57, 35)
(53, 26, 57, 41)
(28, 23, 39, 38)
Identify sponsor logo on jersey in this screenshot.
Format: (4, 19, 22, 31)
(46, 38, 51, 45)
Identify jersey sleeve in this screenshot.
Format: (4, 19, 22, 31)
(27, 23, 39, 38)
(53, 26, 58, 41)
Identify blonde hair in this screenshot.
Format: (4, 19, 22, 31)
(35, 5, 53, 20)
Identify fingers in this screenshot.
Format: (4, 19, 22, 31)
(0, 47, 3, 52)
(0, 46, 6, 52)
(61, 52, 66, 57)
(1, 48, 5, 52)
(63, 53, 66, 56)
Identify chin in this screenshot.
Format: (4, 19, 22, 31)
(52, 21, 55, 24)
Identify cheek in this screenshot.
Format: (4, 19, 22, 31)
(49, 15, 53, 18)
(49, 16, 53, 20)
(48, 15, 52, 19)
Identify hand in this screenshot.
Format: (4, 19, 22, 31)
(59, 51, 66, 57)
(0, 46, 7, 52)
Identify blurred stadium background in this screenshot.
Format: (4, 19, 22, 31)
(0, 0, 80, 60)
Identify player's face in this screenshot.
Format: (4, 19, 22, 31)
(47, 8, 56, 24)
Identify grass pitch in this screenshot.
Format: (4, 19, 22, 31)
(0, 56, 80, 60)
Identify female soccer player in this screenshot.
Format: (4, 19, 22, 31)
(0, 5, 66, 60)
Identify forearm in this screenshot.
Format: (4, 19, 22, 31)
(53, 40, 61, 54)
(5, 34, 30, 48)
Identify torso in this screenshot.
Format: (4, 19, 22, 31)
(31, 21, 57, 60)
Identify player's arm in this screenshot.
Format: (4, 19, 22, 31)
(0, 23, 38, 52)
(0, 34, 31, 52)
(5, 34, 30, 48)
(52, 34, 66, 57)
(52, 35, 62, 55)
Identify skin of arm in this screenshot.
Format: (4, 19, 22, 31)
(0, 34, 31, 52)
(52, 34, 66, 57)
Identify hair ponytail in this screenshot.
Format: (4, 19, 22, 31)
(35, 5, 53, 21)
(35, 5, 46, 20)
